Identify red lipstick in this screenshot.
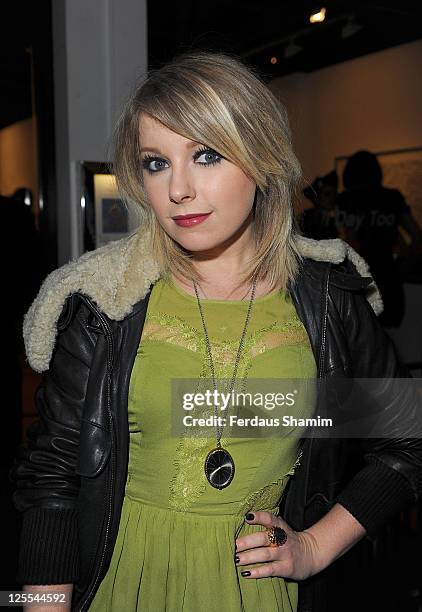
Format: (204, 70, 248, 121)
(172, 213, 212, 227)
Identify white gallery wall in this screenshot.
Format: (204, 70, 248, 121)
(269, 38, 422, 186)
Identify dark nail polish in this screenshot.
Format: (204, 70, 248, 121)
(245, 513, 255, 521)
(235, 556, 240, 563)
(241, 570, 251, 577)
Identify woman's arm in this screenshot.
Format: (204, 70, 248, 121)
(235, 503, 365, 580)
(22, 584, 73, 612)
(331, 281, 422, 535)
(10, 296, 99, 586)
(301, 502, 366, 571)
(237, 271, 422, 579)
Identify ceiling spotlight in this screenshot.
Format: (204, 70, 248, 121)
(270, 56, 278, 65)
(309, 7, 326, 23)
(341, 16, 362, 39)
(284, 39, 303, 59)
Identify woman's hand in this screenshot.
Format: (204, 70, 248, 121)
(234, 511, 322, 581)
(235, 504, 367, 581)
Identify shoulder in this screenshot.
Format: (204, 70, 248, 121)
(23, 229, 161, 373)
(380, 187, 410, 212)
(295, 235, 383, 315)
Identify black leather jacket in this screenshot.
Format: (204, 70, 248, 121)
(11, 257, 422, 612)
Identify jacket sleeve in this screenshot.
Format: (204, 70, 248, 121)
(9, 295, 99, 585)
(332, 277, 422, 536)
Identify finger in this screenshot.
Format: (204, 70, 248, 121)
(244, 511, 280, 528)
(235, 545, 275, 567)
(236, 526, 289, 554)
(235, 529, 272, 553)
(240, 561, 289, 580)
(236, 512, 282, 552)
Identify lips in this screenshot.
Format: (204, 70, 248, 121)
(172, 213, 212, 219)
(172, 212, 212, 227)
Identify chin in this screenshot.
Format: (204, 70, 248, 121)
(162, 218, 253, 253)
(176, 238, 220, 253)
(168, 231, 224, 253)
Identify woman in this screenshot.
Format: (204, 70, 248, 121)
(12, 52, 421, 612)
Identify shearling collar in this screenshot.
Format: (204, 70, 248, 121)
(23, 227, 382, 372)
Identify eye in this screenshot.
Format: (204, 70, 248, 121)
(194, 147, 222, 166)
(141, 155, 169, 174)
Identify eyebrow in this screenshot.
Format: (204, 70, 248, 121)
(140, 142, 199, 154)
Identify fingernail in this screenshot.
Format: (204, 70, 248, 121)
(235, 556, 240, 564)
(245, 513, 254, 521)
(241, 570, 251, 577)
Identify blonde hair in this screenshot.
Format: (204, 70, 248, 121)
(113, 51, 304, 289)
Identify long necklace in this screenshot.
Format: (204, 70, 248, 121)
(193, 273, 258, 489)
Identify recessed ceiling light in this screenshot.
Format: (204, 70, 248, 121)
(309, 7, 326, 24)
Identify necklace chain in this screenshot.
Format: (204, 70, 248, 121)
(193, 272, 258, 446)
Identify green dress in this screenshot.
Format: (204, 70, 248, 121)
(88, 278, 317, 612)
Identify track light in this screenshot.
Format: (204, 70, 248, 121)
(309, 7, 326, 24)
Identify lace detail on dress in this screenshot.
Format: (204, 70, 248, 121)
(249, 320, 310, 357)
(238, 475, 290, 516)
(141, 314, 199, 353)
(141, 311, 309, 512)
(143, 314, 310, 363)
(167, 432, 209, 512)
(237, 450, 303, 517)
(288, 449, 303, 475)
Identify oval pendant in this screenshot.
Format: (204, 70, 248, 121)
(204, 447, 235, 489)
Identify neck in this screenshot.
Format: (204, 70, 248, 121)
(193, 250, 253, 285)
(171, 213, 266, 299)
(172, 247, 276, 301)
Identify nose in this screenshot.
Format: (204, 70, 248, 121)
(168, 166, 196, 204)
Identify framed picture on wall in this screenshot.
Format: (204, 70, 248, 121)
(101, 198, 129, 234)
(80, 161, 139, 251)
(335, 146, 422, 228)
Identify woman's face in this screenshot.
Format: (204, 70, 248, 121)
(138, 114, 256, 256)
